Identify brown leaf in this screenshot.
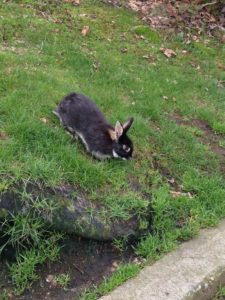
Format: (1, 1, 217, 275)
(160, 47, 176, 58)
(46, 274, 54, 283)
(110, 261, 119, 272)
(81, 26, 89, 36)
(92, 62, 99, 70)
(121, 48, 128, 53)
(64, 0, 80, 5)
(170, 191, 193, 198)
(0, 131, 8, 140)
(40, 117, 49, 124)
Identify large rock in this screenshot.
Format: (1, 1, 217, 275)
(0, 183, 149, 241)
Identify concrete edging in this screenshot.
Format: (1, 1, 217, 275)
(100, 220, 225, 300)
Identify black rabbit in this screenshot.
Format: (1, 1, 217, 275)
(54, 92, 134, 160)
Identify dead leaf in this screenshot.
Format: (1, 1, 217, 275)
(110, 261, 119, 272)
(81, 26, 89, 36)
(170, 191, 193, 198)
(46, 274, 54, 283)
(217, 63, 225, 71)
(121, 48, 128, 53)
(0, 131, 8, 140)
(92, 62, 99, 70)
(40, 117, 48, 124)
(160, 47, 176, 58)
(64, 0, 80, 5)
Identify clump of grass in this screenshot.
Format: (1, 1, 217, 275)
(212, 122, 225, 135)
(80, 263, 140, 300)
(8, 233, 62, 295)
(112, 236, 129, 252)
(0, 189, 63, 295)
(219, 140, 225, 148)
(212, 285, 225, 300)
(54, 273, 71, 290)
(186, 126, 204, 137)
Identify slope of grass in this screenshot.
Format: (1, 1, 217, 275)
(0, 0, 225, 296)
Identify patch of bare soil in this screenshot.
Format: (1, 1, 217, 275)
(172, 113, 225, 171)
(104, 0, 225, 39)
(0, 236, 137, 300)
(151, 153, 194, 198)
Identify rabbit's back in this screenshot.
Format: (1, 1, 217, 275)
(55, 93, 114, 156)
(56, 93, 108, 129)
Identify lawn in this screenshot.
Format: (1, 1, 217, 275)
(0, 0, 225, 297)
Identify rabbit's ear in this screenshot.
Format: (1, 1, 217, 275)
(115, 121, 124, 140)
(123, 117, 134, 133)
(108, 128, 117, 141)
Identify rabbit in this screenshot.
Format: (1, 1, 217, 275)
(53, 92, 134, 160)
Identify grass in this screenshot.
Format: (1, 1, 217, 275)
(0, 0, 225, 297)
(54, 273, 71, 290)
(212, 285, 225, 300)
(80, 263, 140, 300)
(8, 233, 61, 295)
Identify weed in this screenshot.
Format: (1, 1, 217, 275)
(8, 233, 62, 295)
(80, 263, 140, 300)
(112, 236, 129, 252)
(212, 285, 225, 300)
(54, 273, 71, 289)
(219, 140, 225, 148)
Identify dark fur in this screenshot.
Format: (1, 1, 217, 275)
(54, 92, 134, 159)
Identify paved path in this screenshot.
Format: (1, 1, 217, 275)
(100, 220, 225, 300)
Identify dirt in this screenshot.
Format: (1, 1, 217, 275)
(0, 236, 137, 300)
(104, 0, 225, 39)
(172, 113, 225, 172)
(172, 113, 225, 157)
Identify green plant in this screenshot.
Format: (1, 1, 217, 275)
(212, 285, 225, 300)
(112, 236, 129, 252)
(219, 140, 225, 148)
(0, 190, 63, 295)
(54, 273, 71, 289)
(8, 233, 62, 295)
(0, 212, 48, 254)
(80, 264, 140, 300)
(0, 289, 8, 300)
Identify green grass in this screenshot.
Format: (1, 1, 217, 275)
(0, 0, 225, 297)
(8, 233, 62, 295)
(212, 285, 225, 300)
(80, 263, 140, 300)
(54, 273, 71, 290)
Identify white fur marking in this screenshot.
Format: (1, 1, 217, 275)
(76, 132, 89, 151)
(113, 149, 120, 158)
(92, 151, 111, 160)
